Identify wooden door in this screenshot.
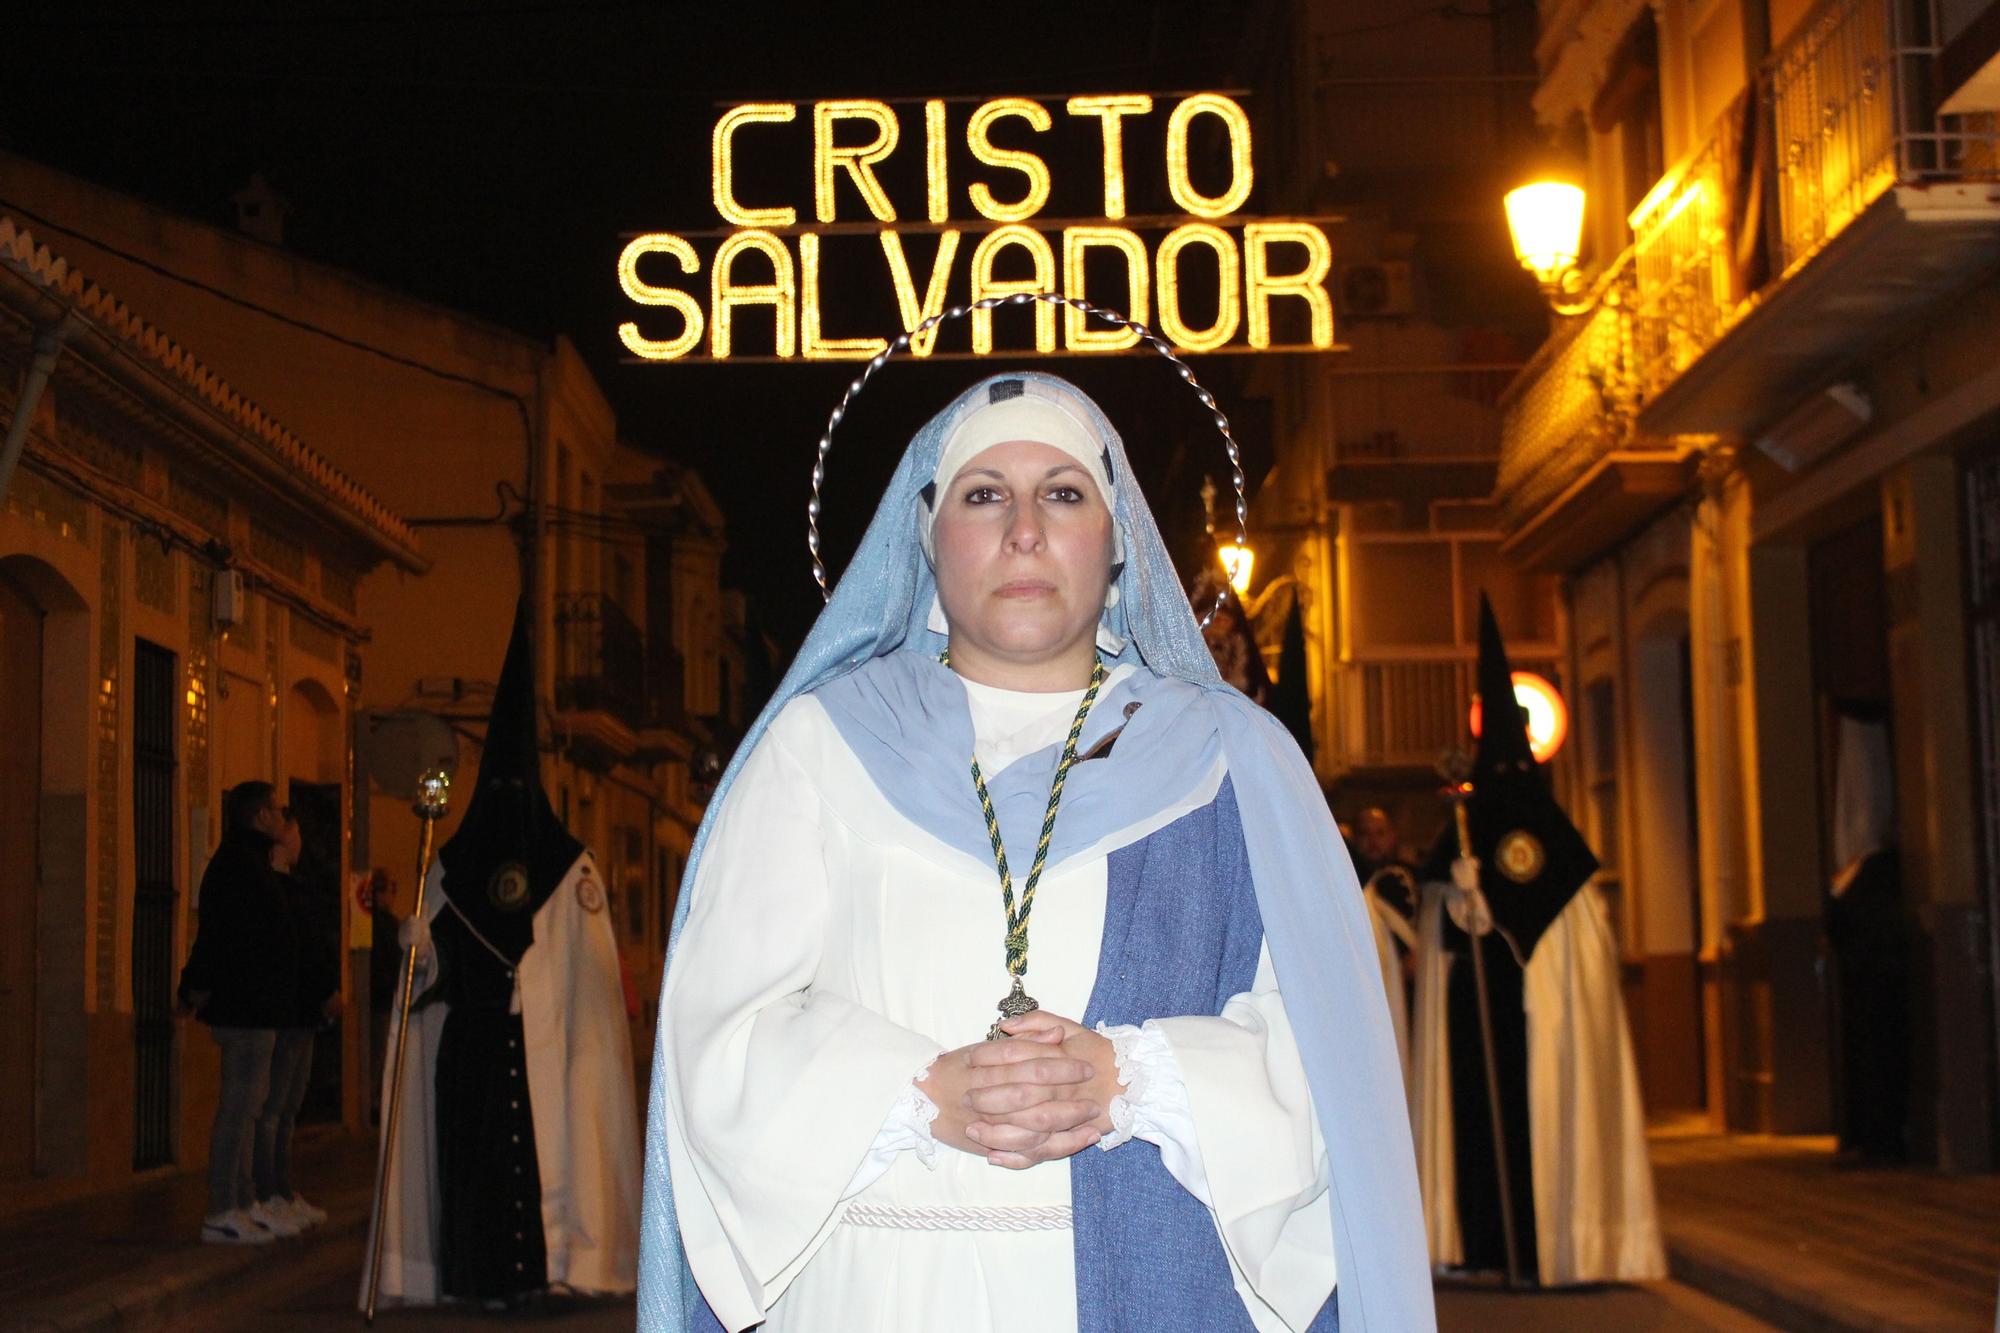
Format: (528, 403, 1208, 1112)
(132, 640, 178, 1168)
(0, 570, 44, 1178)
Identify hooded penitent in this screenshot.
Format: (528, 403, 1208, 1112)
(639, 373, 1434, 1332)
(1409, 594, 1663, 1286)
(362, 598, 640, 1307)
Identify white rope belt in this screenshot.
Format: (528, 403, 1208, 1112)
(839, 1203, 1074, 1232)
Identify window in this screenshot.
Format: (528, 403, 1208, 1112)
(132, 639, 178, 1169)
(1585, 676, 1621, 874)
(611, 552, 635, 618)
(1592, 10, 1666, 223)
(621, 826, 646, 938)
(555, 444, 573, 596)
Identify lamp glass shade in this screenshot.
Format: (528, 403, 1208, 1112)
(1217, 543, 1255, 595)
(1504, 182, 1586, 281)
(1468, 670, 1570, 763)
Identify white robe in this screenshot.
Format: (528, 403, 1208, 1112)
(1408, 881, 1665, 1284)
(662, 676, 1338, 1332)
(362, 849, 643, 1306)
(1363, 884, 1415, 1097)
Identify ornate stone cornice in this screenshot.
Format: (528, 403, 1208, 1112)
(0, 214, 425, 571)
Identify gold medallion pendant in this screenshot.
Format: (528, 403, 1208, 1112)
(1495, 830, 1546, 884)
(487, 861, 532, 912)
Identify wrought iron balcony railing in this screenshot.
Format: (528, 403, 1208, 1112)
(554, 593, 646, 732)
(1327, 650, 1564, 772)
(1494, 271, 1639, 530)
(1498, 0, 1999, 527)
(1627, 131, 1734, 405)
(1769, 0, 1995, 271)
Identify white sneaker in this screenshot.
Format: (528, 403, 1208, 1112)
(248, 1198, 303, 1237)
(202, 1209, 277, 1245)
(286, 1194, 328, 1228)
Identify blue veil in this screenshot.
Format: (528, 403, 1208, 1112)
(639, 371, 1433, 1332)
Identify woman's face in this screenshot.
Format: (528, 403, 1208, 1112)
(931, 438, 1115, 677)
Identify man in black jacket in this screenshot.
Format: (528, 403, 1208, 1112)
(177, 781, 301, 1245)
(251, 810, 341, 1234)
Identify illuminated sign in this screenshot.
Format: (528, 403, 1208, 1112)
(619, 94, 1340, 362)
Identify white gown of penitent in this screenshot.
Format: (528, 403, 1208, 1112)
(661, 667, 1340, 1332)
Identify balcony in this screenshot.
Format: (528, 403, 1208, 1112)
(1638, 0, 2000, 436)
(1492, 269, 1702, 571)
(1326, 649, 1564, 774)
(554, 592, 645, 760)
(1497, 0, 2000, 565)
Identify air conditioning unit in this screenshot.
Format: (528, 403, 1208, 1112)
(212, 569, 245, 629)
(1336, 261, 1417, 318)
(1753, 382, 1871, 472)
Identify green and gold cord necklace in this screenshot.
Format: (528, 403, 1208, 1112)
(942, 650, 1108, 1039)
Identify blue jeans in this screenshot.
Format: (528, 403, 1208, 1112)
(254, 1028, 314, 1201)
(206, 1027, 276, 1216)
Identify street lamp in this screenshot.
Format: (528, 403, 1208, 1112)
(1504, 180, 1601, 315)
(1469, 670, 1570, 764)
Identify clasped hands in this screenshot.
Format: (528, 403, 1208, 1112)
(918, 1010, 1125, 1170)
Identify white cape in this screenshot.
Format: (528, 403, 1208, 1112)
(1363, 883, 1414, 1095)
(1408, 883, 1665, 1285)
(361, 850, 642, 1306)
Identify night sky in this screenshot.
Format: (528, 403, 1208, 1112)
(2, 0, 1301, 644)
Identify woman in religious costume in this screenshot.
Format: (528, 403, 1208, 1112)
(639, 372, 1431, 1332)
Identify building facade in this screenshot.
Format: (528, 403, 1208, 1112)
(0, 152, 746, 1203)
(1242, 1, 1565, 846)
(1497, 0, 2000, 1167)
(0, 215, 424, 1209)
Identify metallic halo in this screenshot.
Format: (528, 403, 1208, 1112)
(807, 291, 1249, 625)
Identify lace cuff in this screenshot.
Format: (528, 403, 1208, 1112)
(892, 1060, 944, 1170)
(1094, 1021, 1189, 1151)
(840, 1055, 944, 1200)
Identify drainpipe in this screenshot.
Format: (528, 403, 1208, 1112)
(0, 312, 77, 509)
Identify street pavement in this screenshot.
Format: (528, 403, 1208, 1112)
(1438, 1279, 1779, 1331)
(201, 1240, 636, 1332)
(200, 1225, 1771, 1333)
(1653, 1130, 2000, 1331)
(12, 1121, 1973, 1332)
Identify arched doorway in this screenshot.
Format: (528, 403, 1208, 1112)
(0, 566, 45, 1179)
(0, 553, 93, 1181)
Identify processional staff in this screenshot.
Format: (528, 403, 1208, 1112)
(1439, 751, 1525, 1290)
(364, 768, 451, 1325)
